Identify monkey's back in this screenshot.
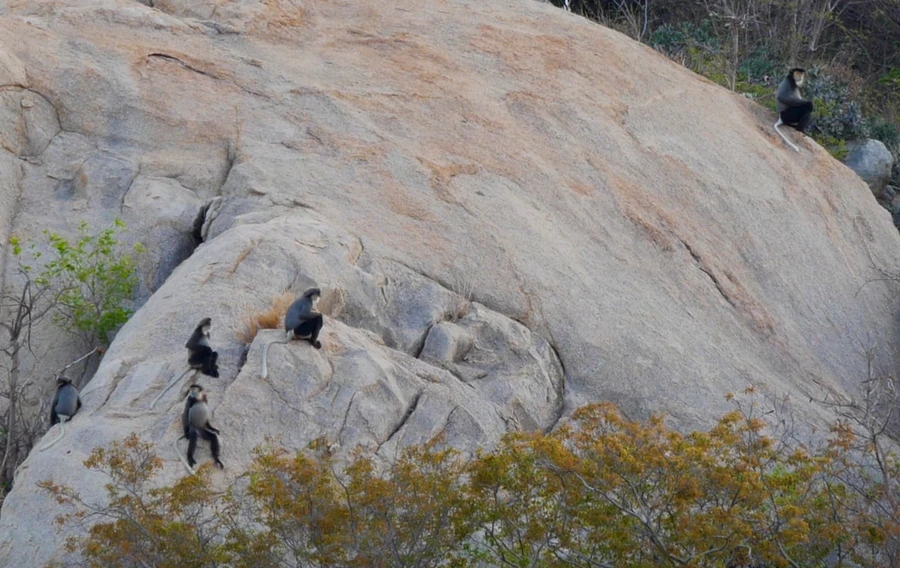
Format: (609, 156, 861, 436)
(776, 78, 800, 113)
(54, 386, 80, 417)
(284, 298, 313, 331)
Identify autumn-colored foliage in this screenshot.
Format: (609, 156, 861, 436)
(236, 292, 295, 344)
(41, 394, 900, 567)
(40, 434, 229, 568)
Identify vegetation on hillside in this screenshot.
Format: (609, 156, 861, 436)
(42, 388, 900, 567)
(550, 0, 900, 167)
(0, 221, 141, 504)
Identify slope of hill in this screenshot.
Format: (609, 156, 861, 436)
(1, 0, 899, 563)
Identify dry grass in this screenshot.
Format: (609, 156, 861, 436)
(237, 292, 295, 344)
(446, 273, 474, 322)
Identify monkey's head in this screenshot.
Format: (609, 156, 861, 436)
(789, 68, 806, 87)
(302, 287, 322, 308)
(197, 317, 212, 334)
(187, 384, 205, 401)
(56, 377, 72, 387)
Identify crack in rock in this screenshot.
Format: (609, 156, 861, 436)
(376, 390, 422, 453)
(146, 54, 265, 98)
(1, 85, 62, 157)
(260, 374, 305, 417)
(118, 164, 141, 214)
(337, 391, 358, 445)
(192, 201, 212, 246)
(147, 53, 220, 80)
(544, 342, 567, 433)
(679, 237, 736, 308)
(92, 361, 133, 413)
(412, 323, 434, 359)
(440, 405, 459, 437)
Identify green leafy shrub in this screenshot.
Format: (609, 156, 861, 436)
(2, 221, 142, 505)
(650, 21, 729, 85)
(733, 48, 781, 103)
(870, 118, 900, 169)
(807, 70, 870, 142)
(735, 79, 774, 103)
(877, 68, 900, 95)
(552, 0, 900, 172)
(816, 134, 850, 160)
(738, 47, 782, 84)
(18, 219, 144, 346)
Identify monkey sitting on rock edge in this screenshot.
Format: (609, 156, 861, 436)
(151, 317, 220, 409)
(260, 287, 324, 379)
(774, 67, 814, 152)
(40, 377, 82, 452)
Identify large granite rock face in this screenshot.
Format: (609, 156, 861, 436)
(1, 0, 900, 564)
(844, 138, 895, 197)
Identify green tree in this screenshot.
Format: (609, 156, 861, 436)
(34, 219, 144, 346)
(1, 221, 142, 505)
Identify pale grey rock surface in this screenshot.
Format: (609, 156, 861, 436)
(0, 0, 899, 564)
(844, 138, 895, 197)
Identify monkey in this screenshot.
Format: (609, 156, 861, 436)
(151, 317, 219, 409)
(285, 288, 324, 349)
(774, 67, 814, 152)
(186, 317, 219, 378)
(40, 377, 82, 451)
(174, 384, 223, 474)
(260, 288, 324, 379)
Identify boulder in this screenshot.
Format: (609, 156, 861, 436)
(844, 139, 895, 197)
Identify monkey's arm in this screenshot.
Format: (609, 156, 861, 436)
(182, 406, 191, 438)
(779, 94, 808, 107)
(50, 391, 60, 425)
(776, 84, 807, 107)
(204, 422, 220, 434)
(300, 311, 322, 323)
(76, 396, 82, 412)
(185, 330, 200, 350)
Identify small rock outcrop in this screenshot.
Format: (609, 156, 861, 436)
(844, 139, 895, 197)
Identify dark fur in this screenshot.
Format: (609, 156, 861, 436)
(50, 378, 81, 425)
(787, 67, 806, 88)
(285, 288, 324, 349)
(185, 317, 219, 378)
(777, 68, 813, 132)
(182, 385, 223, 469)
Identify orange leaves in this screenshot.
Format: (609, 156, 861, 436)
(83, 433, 163, 493)
(237, 292, 295, 344)
(42, 399, 900, 567)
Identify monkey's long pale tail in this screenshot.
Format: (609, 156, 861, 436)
(173, 436, 195, 476)
(260, 330, 293, 379)
(151, 368, 194, 409)
(39, 416, 69, 452)
(774, 120, 800, 152)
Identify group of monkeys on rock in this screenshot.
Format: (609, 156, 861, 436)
(42, 68, 813, 467)
(45, 288, 324, 474)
